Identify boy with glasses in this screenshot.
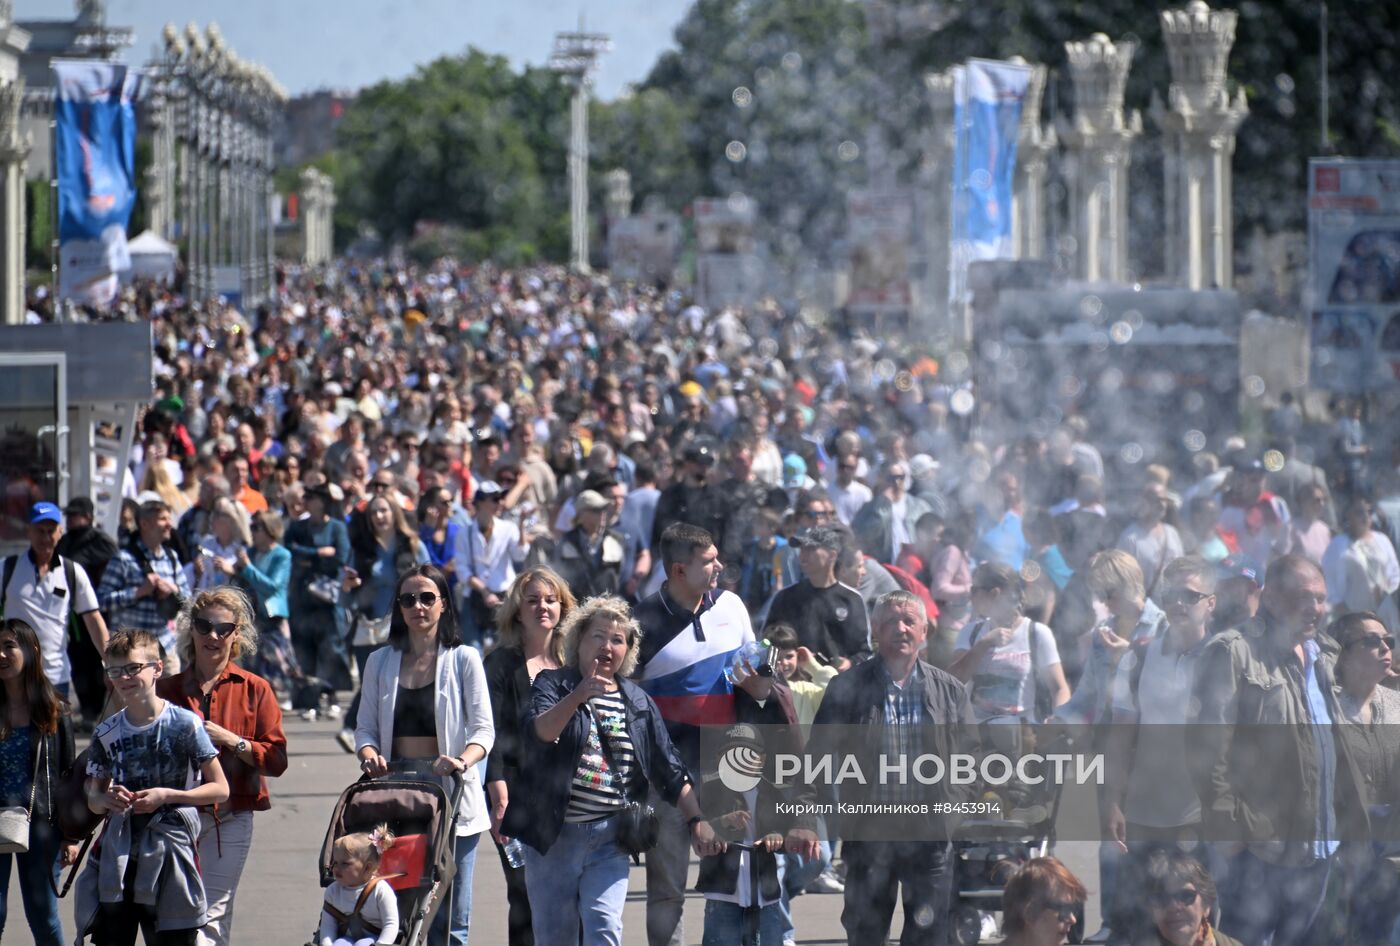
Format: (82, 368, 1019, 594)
(82, 629, 229, 945)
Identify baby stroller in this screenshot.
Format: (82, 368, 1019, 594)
(949, 719, 1083, 946)
(309, 761, 466, 946)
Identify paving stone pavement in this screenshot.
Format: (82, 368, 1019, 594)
(10, 713, 1101, 944)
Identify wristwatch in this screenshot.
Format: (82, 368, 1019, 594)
(233, 739, 249, 755)
(686, 815, 705, 830)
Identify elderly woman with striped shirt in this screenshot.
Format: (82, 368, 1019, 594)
(515, 596, 719, 946)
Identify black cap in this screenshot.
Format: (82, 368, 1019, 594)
(683, 442, 717, 466)
(63, 496, 95, 518)
(791, 524, 845, 552)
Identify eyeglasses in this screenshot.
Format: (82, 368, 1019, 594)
(1039, 899, 1079, 921)
(1154, 888, 1200, 908)
(1348, 634, 1397, 652)
(104, 661, 159, 680)
(397, 591, 440, 610)
(1164, 587, 1212, 606)
(192, 618, 239, 638)
(370, 481, 394, 491)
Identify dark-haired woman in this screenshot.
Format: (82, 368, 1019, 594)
(354, 565, 493, 946)
(339, 496, 429, 751)
(0, 618, 76, 946)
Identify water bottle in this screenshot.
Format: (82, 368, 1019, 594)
(724, 639, 773, 686)
(502, 838, 525, 869)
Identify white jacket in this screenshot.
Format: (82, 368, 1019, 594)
(355, 644, 495, 836)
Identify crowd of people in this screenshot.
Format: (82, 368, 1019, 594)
(3, 260, 1400, 946)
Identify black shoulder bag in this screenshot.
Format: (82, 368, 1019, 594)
(592, 699, 659, 858)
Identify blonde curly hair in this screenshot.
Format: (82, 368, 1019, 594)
(178, 586, 260, 667)
(558, 595, 645, 678)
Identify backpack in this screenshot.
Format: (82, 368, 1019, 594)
(879, 558, 940, 625)
(1, 554, 81, 626)
(969, 617, 1054, 721)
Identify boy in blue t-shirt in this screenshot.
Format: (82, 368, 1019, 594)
(84, 629, 228, 946)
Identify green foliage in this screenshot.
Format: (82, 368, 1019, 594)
(26, 179, 52, 270)
(331, 50, 569, 260)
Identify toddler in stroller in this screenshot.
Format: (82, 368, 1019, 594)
(310, 762, 466, 946)
(320, 824, 401, 946)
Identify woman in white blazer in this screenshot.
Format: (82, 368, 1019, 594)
(355, 564, 494, 946)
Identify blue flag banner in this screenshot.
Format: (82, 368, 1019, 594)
(949, 58, 1031, 308)
(53, 59, 142, 304)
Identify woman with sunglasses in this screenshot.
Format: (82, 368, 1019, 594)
(157, 588, 288, 946)
(1331, 610, 1400, 945)
(1140, 852, 1242, 946)
(999, 856, 1087, 946)
(355, 564, 493, 945)
(338, 495, 430, 752)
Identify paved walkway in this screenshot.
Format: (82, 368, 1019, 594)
(10, 713, 1102, 944)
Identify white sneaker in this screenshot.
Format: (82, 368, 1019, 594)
(326, 703, 343, 721)
(805, 869, 845, 894)
(336, 729, 356, 754)
(301, 708, 318, 722)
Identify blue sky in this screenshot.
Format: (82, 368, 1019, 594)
(16, 0, 692, 101)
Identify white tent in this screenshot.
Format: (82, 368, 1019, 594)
(123, 230, 179, 283)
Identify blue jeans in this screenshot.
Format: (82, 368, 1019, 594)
(523, 817, 631, 946)
(1218, 850, 1337, 946)
(0, 818, 64, 946)
(429, 831, 481, 946)
(779, 839, 831, 942)
(701, 898, 787, 946)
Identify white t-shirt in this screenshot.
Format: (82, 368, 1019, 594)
(828, 480, 873, 526)
(453, 517, 528, 599)
(954, 617, 1060, 722)
(1, 553, 99, 686)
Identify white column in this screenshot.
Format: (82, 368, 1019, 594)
(921, 69, 957, 328)
(1062, 33, 1141, 283)
(568, 81, 590, 271)
(604, 168, 632, 223)
(1009, 58, 1056, 260)
(0, 77, 26, 324)
(1157, 0, 1248, 289)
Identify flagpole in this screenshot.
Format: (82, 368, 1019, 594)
(49, 88, 61, 323)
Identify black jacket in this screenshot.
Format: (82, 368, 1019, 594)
(806, 657, 976, 840)
(2, 711, 76, 828)
(511, 668, 691, 854)
(55, 526, 118, 587)
(482, 646, 530, 789)
(694, 773, 794, 902)
(550, 526, 625, 601)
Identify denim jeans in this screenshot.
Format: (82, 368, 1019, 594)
(701, 898, 787, 946)
(841, 840, 952, 946)
(0, 817, 63, 946)
(196, 809, 255, 946)
(779, 839, 831, 942)
(522, 817, 631, 946)
(429, 831, 481, 946)
(645, 799, 689, 946)
(1217, 849, 1337, 946)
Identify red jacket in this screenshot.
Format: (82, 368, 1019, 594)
(158, 664, 288, 813)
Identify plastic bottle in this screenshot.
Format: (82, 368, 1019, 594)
(724, 639, 772, 685)
(502, 838, 525, 869)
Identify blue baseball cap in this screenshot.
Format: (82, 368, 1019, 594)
(28, 502, 63, 525)
(1216, 555, 1259, 586)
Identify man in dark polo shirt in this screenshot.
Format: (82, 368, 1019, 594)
(764, 524, 871, 669)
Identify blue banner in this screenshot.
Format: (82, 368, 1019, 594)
(950, 58, 1031, 307)
(53, 59, 142, 303)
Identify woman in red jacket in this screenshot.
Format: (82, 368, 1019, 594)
(158, 587, 288, 946)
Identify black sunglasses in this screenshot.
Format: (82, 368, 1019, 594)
(192, 618, 239, 638)
(397, 591, 440, 609)
(1165, 587, 1211, 606)
(1348, 634, 1397, 652)
(1040, 899, 1079, 921)
(1154, 888, 1199, 908)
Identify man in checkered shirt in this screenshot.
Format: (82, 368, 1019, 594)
(97, 500, 192, 674)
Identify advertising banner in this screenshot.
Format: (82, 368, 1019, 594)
(53, 59, 142, 304)
(1308, 158, 1400, 391)
(846, 189, 914, 313)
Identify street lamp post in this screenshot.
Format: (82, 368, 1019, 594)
(549, 30, 611, 273)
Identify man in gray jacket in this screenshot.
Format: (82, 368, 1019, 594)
(1189, 554, 1368, 946)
